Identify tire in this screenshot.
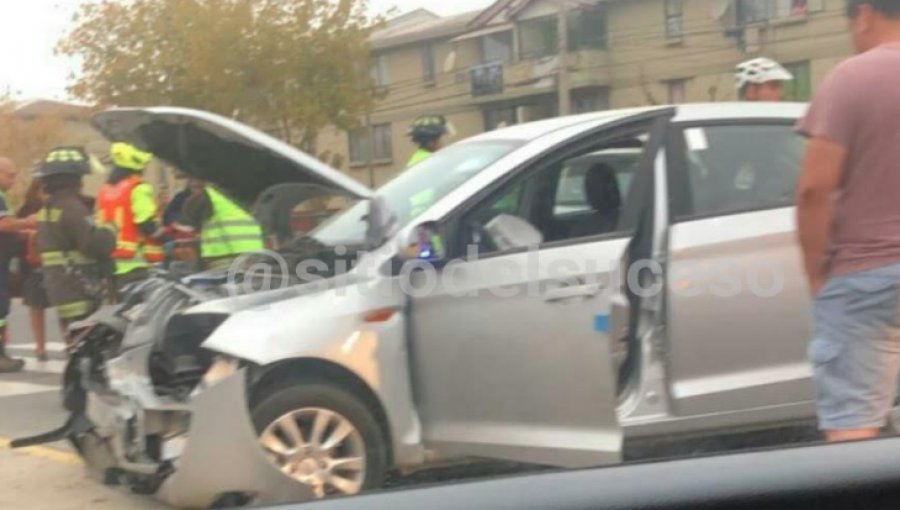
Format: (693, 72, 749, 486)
(250, 380, 388, 498)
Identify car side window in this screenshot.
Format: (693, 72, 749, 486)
(464, 135, 649, 256)
(680, 124, 804, 219)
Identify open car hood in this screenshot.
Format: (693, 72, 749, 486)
(91, 107, 372, 210)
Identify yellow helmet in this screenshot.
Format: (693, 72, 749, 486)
(110, 142, 152, 171)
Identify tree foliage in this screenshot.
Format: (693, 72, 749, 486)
(58, 0, 379, 150)
(0, 98, 71, 205)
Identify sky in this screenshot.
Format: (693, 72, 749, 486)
(0, 0, 496, 102)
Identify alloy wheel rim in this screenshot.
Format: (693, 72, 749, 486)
(259, 407, 366, 498)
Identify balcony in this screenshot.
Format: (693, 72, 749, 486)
(470, 62, 504, 97)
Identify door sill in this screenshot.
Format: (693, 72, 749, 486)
(624, 419, 819, 462)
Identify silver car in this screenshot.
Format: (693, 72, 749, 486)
(20, 103, 818, 507)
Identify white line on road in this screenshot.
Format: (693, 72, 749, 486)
(0, 381, 58, 398)
(8, 341, 68, 355)
(22, 358, 67, 375)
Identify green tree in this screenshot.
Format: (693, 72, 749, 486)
(0, 98, 72, 206)
(58, 0, 379, 151)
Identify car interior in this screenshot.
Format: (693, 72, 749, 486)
(467, 134, 647, 255)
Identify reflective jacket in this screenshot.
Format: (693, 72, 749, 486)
(96, 175, 163, 274)
(406, 148, 433, 168)
(200, 187, 264, 262)
(37, 189, 116, 321)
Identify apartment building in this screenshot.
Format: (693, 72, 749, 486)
(317, 0, 852, 186)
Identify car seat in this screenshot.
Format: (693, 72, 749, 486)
(568, 163, 622, 238)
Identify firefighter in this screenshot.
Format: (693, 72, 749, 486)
(175, 181, 264, 269)
(95, 142, 164, 294)
(34, 147, 116, 341)
(406, 115, 450, 168)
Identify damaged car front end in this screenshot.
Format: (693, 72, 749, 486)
(13, 107, 388, 508)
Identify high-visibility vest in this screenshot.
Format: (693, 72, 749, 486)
(200, 187, 264, 260)
(407, 148, 432, 168)
(96, 175, 164, 265)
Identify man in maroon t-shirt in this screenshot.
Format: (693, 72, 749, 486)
(796, 0, 900, 442)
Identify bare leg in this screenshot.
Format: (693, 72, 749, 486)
(824, 428, 880, 442)
(29, 307, 46, 360)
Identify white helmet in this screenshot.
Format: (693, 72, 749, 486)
(734, 57, 794, 91)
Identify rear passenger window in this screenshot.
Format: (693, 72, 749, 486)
(680, 124, 804, 218)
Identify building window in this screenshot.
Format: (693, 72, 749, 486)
(783, 61, 812, 101)
(665, 0, 684, 40)
(572, 87, 610, 113)
(519, 16, 558, 59)
(480, 31, 514, 63)
(667, 79, 688, 104)
(471, 62, 504, 97)
(348, 123, 393, 164)
(370, 54, 390, 87)
(738, 0, 815, 24)
(568, 4, 607, 50)
(484, 107, 518, 131)
(422, 43, 436, 85)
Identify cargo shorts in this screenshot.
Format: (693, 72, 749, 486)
(811, 263, 900, 430)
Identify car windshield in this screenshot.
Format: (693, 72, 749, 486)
(311, 140, 520, 246)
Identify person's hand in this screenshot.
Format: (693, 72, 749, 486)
(24, 214, 38, 230)
(809, 274, 826, 298)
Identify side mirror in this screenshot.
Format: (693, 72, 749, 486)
(401, 221, 446, 264)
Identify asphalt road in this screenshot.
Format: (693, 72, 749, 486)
(0, 301, 163, 510)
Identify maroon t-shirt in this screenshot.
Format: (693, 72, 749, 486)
(797, 43, 900, 277)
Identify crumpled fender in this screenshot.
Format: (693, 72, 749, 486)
(199, 275, 424, 466)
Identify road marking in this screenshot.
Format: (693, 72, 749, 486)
(0, 437, 82, 465)
(23, 358, 67, 375)
(0, 381, 59, 398)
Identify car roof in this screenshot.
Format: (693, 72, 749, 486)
(466, 102, 807, 143)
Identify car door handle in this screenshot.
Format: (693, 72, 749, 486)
(543, 283, 605, 303)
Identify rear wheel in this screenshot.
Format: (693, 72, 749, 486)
(251, 381, 388, 499)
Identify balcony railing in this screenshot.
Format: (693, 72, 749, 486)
(470, 62, 504, 97)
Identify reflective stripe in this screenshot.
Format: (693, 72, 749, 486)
(40, 251, 93, 267)
(38, 208, 62, 223)
(213, 220, 260, 228)
(201, 187, 264, 260)
(57, 301, 90, 319)
(0, 319, 6, 328)
(201, 234, 267, 245)
(45, 149, 85, 163)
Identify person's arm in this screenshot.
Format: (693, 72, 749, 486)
(0, 215, 36, 233)
(794, 63, 858, 296)
(131, 183, 160, 237)
(795, 138, 848, 296)
(178, 189, 213, 230)
(0, 193, 36, 232)
(61, 202, 117, 261)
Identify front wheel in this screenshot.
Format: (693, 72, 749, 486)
(251, 381, 388, 499)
